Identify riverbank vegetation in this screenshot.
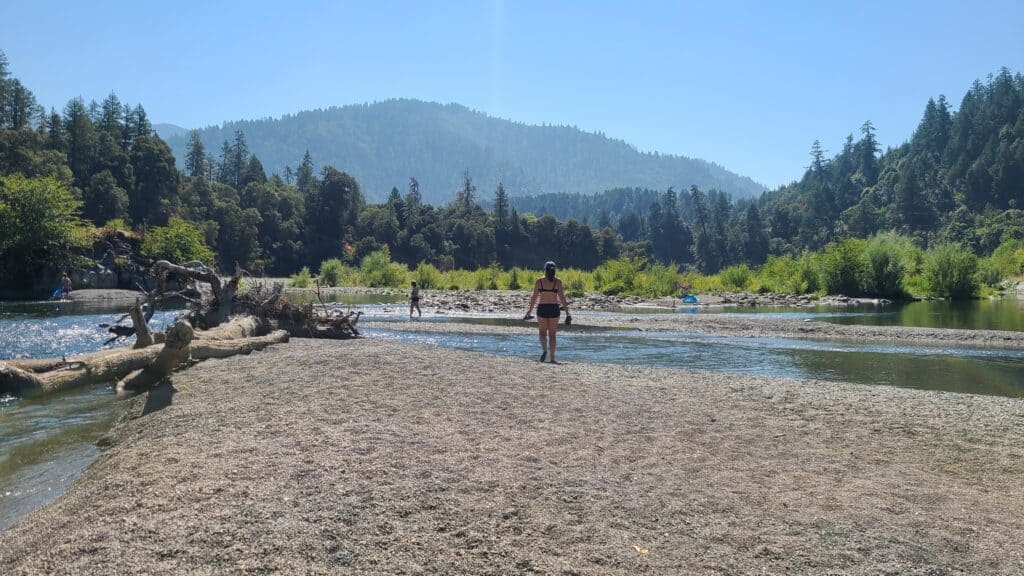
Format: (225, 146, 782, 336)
(295, 235, 1021, 299)
(1, 49, 1021, 299)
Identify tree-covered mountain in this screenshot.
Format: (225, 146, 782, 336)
(159, 99, 765, 204)
(762, 68, 1024, 256)
(507, 69, 1024, 271)
(152, 123, 188, 141)
(3, 42, 1021, 297)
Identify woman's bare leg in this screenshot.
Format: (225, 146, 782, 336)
(538, 322, 548, 360)
(547, 318, 558, 363)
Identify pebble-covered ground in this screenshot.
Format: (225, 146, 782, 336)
(2, 339, 1023, 574)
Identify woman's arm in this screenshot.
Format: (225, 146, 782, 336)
(557, 280, 569, 311)
(525, 280, 540, 318)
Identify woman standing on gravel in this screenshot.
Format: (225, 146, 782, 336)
(524, 261, 571, 363)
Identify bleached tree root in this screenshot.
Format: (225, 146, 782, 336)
(193, 315, 266, 341)
(116, 321, 194, 393)
(191, 330, 289, 359)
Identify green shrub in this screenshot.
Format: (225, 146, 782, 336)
(565, 275, 586, 297)
(141, 217, 214, 265)
(792, 252, 822, 294)
(754, 255, 793, 293)
(471, 264, 502, 290)
(976, 260, 1003, 287)
(507, 267, 522, 290)
(318, 258, 354, 287)
(290, 266, 312, 288)
(861, 234, 906, 298)
(593, 257, 645, 294)
(680, 269, 724, 292)
(600, 280, 627, 295)
(103, 218, 129, 231)
(359, 248, 407, 287)
(923, 244, 978, 299)
(559, 268, 590, 296)
(821, 238, 867, 296)
(632, 262, 680, 296)
(988, 239, 1024, 278)
(414, 262, 442, 289)
(719, 264, 753, 291)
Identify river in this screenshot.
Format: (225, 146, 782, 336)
(2, 294, 1023, 530)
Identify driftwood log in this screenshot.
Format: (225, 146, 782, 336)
(0, 316, 291, 398)
(1, 259, 360, 399)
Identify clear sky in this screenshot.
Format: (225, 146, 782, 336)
(2, 0, 1022, 188)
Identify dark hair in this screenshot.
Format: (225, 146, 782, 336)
(544, 261, 556, 280)
(411, 281, 417, 286)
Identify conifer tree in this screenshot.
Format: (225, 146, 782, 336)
(185, 130, 207, 178)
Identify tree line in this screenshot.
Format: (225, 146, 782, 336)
(1, 47, 1021, 292)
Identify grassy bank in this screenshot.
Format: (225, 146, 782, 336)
(291, 236, 1024, 300)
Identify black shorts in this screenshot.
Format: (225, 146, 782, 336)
(537, 303, 561, 319)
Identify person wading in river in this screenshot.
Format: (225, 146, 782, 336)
(524, 261, 571, 363)
(409, 281, 422, 318)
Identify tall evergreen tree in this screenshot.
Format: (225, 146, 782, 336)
(185, 130, 207, 178)
(216, 140, 232, 184)
(129, 135, 180, 225)
(98, 93, 123, 137)
(296, 149, 315, 194)
(132, 105, 151, 138)
(493, 182, 509, 232)
(0, 50, 9, 128)
(456, 171, 476, 208)
(63, 98, 96, 187)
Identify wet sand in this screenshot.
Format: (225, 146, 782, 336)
(2, 339, 1023, 574)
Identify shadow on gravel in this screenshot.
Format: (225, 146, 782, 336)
(142, 381, 176, 415)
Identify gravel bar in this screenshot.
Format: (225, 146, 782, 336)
(2, 338, 1023, 574)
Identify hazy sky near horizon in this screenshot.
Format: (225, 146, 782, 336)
(3, 0, 1022, 188)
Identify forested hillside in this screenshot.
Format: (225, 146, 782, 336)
(511, 69, 1024, 268)
(2, 45, 1021, 299)
(159, 99, 765, 203)
(763, 68, 1024, 256)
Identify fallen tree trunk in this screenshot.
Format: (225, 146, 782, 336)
(117, 321, 193, 393)
(193, 315, 266, 341)
(191, 330, 289, 360)
(1, 316, 289, 398)
(1, 347, 162, 396)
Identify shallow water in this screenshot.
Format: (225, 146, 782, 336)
(703, 296, 1024, 332)
(820, 297, 1024, 332)
(2, 293, 1024, 531)
(364, 326, 1024, 398)
(0, 302, 180, 530)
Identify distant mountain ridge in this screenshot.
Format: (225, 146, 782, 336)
(159, 100, 764, 204)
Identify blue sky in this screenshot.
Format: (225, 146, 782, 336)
(2, 0, 1022, 188)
